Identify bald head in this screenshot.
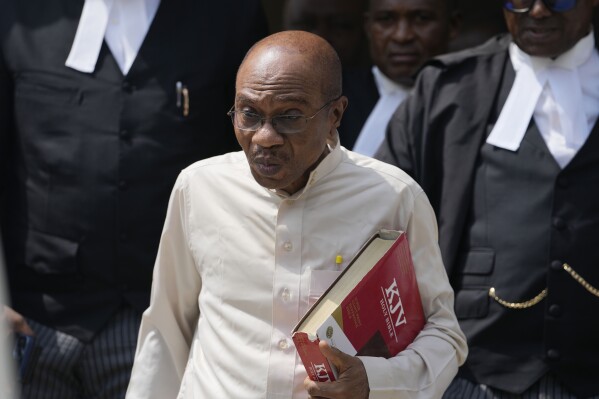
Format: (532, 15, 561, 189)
(238, 31, 343, 102)
(232, 31, 348, 195)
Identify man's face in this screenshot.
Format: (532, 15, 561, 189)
(284, 0, 367, 66)
(504, 0, 598, 58)
(234, 49, 345, 195)
(365, 0, 459, 86)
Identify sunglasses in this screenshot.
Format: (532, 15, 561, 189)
(503, 0, 578, 13)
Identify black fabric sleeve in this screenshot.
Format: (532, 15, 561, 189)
(0, 45, 13, 201)
(374, 64, 443, 183)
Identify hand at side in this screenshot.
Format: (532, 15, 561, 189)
(2, 306, 34, 338)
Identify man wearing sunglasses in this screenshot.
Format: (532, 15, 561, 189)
(376, 0, 599, 397)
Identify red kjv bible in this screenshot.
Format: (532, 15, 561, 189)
(292, 230, 425, 382)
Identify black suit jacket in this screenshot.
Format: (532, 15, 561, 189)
(0, 0, 268, 341)
(376, 34, 599, 397)
(338, 67, 379, 149)
(378, 36, 514, 272)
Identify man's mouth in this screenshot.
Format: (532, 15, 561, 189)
(253, 157, 283, 177)
(388, 51, 420, 64)
(522, 24, 558, 39)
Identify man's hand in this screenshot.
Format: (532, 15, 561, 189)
(303, 340, 370, 399)
(2, 306, 34, 336)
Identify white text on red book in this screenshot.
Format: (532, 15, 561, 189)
(312, 363, 332, 382)
(385, 279, 407, 328)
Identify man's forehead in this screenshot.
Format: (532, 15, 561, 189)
(236, 63, 321, 107)
(253, 46, 297, 65)
(235, 90, 313, 105)
(238, 47, 318, 85)
(245, 44, 306, 67)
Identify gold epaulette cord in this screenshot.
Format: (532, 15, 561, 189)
(562, 263, 599, 297)
(488, 263, 599, 309)
(488, 287, 548, 309)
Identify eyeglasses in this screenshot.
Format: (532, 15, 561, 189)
(503, 0, 577, 13)
(227, 97, 340, 135)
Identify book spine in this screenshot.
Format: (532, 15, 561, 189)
(292, 332, 337, 382)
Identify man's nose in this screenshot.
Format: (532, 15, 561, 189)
(391, 19, 415, 43)
(528, 0, 552, 17)
(251, 120, 285, 148)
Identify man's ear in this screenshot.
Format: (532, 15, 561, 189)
(332, 96, 348, 127)
(326, 96, 348, 144)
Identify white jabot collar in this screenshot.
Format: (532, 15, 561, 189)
(352, 66, 410, 157)
(486, 31, 595, 158)
(66, 0, 160, 75)
(371, 65, 406, 97)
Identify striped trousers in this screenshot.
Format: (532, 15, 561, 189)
(20, 306, 141, 399)
(444, 375, 599, 399)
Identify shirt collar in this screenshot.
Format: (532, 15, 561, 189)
(371, 66, 410, 97)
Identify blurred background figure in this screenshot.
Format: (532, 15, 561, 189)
(0, 0, 267, 398)
(282, 0, 370, 68)
(340, 0, 460, 155)
(377, 0, 599, 396)
(269, 0, 511, 57)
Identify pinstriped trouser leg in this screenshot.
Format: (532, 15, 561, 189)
(20, 306, 141, 399)
(443, 375, 599, 399)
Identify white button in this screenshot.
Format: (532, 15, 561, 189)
(278, 339, 289, 350)
(283, 241, 293, 251)
(281, 288, 290, 301)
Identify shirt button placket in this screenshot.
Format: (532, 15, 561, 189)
(278, 339, 289, 350)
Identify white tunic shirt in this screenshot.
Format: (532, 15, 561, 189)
(126, 144, 467, 399)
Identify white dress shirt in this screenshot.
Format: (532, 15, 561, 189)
(66, 0, 160, 74)
(126, 143, 467, 399)
(487, 31, 599, 168)
(353, 67, 411, 157)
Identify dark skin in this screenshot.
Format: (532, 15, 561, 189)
(283, 0, 369, 67)
(304, 341, 370, 399)
(234, 32, 369, 398)
(234, 33, 348, 195)
(503, 0, 599, 58)
(365, 0, 460, 86)
(2, 306, 34, 338)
